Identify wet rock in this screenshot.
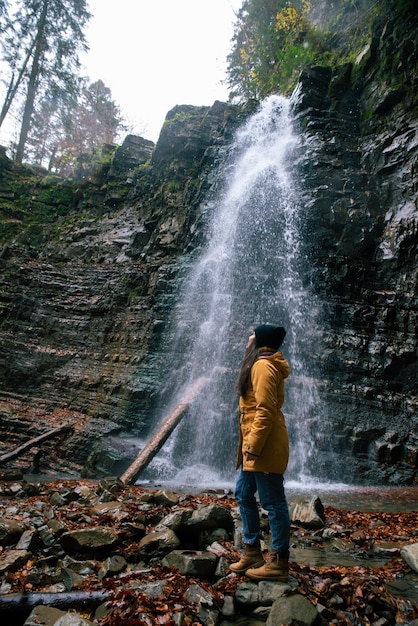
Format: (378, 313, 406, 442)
(220, 594, 235, 617)
(266, 593, 319, 626)
(129, 579, 169, 598)
(60, 528, 119, 555)
(98, 554, 127, 579)
(23, 605, 68, 625)
(235, 581, 260, 607)
(0, 549, 30, 573)
(54, 613, 94, 625)
(61, 567, 85, 590)
(137, 527, 181, 558)
(289, 495, 326, 529)
(214, 555, 229, 577)
(155, 507, 194, 532)
(60, 556, 97, 576)
(98, 476, 124, 495)
(89, 501, 125, 518)
(0, 519, 26, 545)
(184, 503, 234, 534)
(162, 549, 218, 577)
(152, 489, 180, 507)
(258, 579, 290, 605)
(16, 529, 38, 551)
(184, 582, 220, 626)
(401, 543, 418, 573)
(48, 519, 69, 537)
(198, 527, 230, 548)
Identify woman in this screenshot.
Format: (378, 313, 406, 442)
(230, 324, 291, 582)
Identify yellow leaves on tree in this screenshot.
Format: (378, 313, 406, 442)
(275, 0, 311, 34)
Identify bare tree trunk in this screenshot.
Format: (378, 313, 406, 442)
(0, 39, 36, 129)
(0, 424, 73, 465)
(0, 590, 109, 622)
(15, 0, 49, 165)
(120, 377, 207, 484)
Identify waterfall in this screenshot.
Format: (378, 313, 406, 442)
(140, 94, 333, 487)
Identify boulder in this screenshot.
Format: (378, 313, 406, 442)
(0, 549, 30, 574)
(0, 519, 26, 546)
(289, 495, 325, 529)
(162, 549, 217, 577)
(23, 605, 68, 626)
(401, 542, 418, 573)
(184, 503, 234, 534)
(266, 593, 319, 626)
(184, 583, 220, 626)
(60, 528, 119, 555)
(137, 528, 181, 558)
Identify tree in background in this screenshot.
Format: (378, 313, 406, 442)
(0, 0, 91, 164)
(226, 0, 329, 100)
(26, 79, 126, 176)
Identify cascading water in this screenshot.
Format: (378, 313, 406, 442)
(139, 94, 335, 488)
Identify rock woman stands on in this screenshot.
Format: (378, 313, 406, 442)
(230, 324, 291, 582)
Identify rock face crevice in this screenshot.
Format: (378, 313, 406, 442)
(0, 7, 417, 484)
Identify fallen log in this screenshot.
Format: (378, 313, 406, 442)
(0, 424, 73, 465)
(120, 377, 208, 485)
(0, 589, 109, 621)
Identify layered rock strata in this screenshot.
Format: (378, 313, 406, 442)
(0, 6, 417, 485)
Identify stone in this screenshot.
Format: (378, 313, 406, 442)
(184, 504, 234, 533)
(220, 594, 235, 617)
(154, 507, 193, 532)
(235, 581, 260, 607)
(152, 489, 180, 506)
(0, 549, 30, 573)
(162, 549, 218, 577)
(15, 529, 38, 551)
(138, 528, 181, 558)
(98, 554, 127, 579)
(0, 519, 25, 545)
(54, 614, 94, 625)
(289, 495, 326, 529)
(401, 543, 418, 573)
(266, 593, 319, 625)
(61, 566, 85, 590)
(129, 579, 169, 599)
(60, 528, 119, 555)
(98, 476, 124, 494)
(258, 579, 290, 605)
(184, 583, 220, 626)
(89, 501, 124, 516)
(23, 605, 67, 626)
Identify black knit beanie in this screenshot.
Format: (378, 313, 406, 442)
(254, 324, 286, 350)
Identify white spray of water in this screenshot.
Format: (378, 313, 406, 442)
(140, 95, 331, 488)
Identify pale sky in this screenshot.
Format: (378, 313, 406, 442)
(82, 0, 243, 143)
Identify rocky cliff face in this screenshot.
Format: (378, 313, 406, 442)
(291, 2, 418, 484)
(0, 102, 243, 476)
(0, 5, 416, 485)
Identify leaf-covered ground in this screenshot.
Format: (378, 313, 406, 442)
(0, 480, 417, 625)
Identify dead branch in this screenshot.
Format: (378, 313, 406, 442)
(120, 377, 208, 485)
(0, 424, 73, 465)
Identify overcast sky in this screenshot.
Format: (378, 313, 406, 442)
(82, 0, 243, 143)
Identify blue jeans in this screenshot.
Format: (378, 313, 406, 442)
(235, 468, 290, 553)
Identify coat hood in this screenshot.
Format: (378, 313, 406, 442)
(258, 350, 290, 380)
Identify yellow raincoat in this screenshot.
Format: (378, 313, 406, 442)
(236, 349, 290, 474)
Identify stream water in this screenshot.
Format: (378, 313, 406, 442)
(137, 94, 337, 487)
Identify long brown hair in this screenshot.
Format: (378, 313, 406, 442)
(235, 340, 260, 398)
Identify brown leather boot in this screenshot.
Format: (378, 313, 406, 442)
(245, 550, 289, 582)
(229, 543, 265, 574)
